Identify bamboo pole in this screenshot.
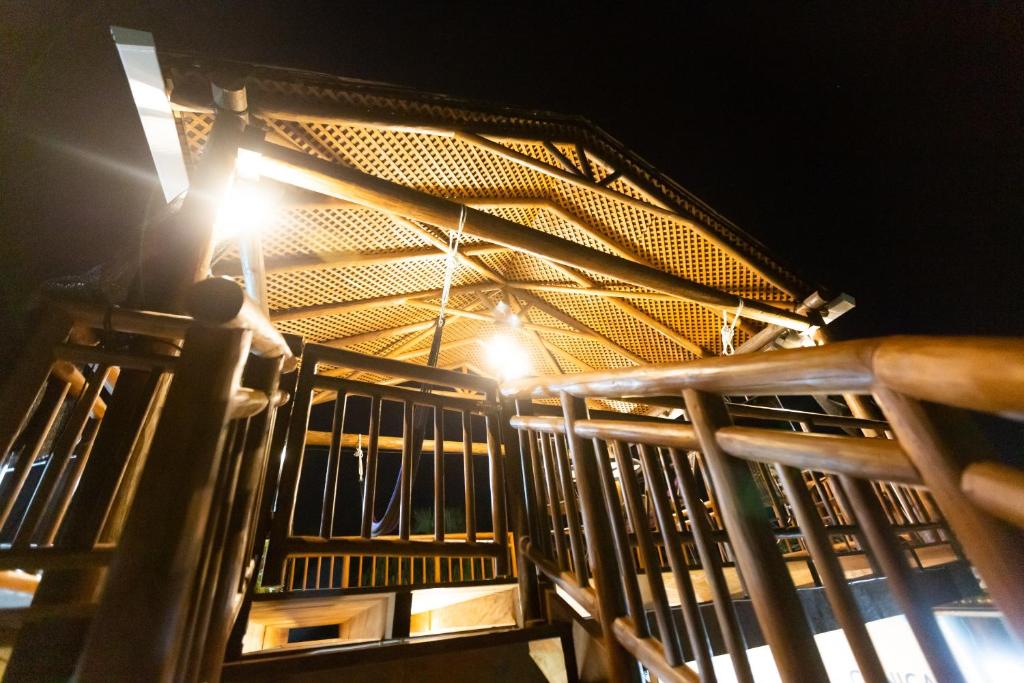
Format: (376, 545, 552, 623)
(214, 244, 506, 277)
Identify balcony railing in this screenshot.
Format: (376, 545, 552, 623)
(503, 336, 1024, 683)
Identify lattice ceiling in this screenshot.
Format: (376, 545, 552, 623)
(163, 56, 810, 403)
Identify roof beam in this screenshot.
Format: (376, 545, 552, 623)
(250, 141, 814, 332)
(542, 141, 583, 176)
(214, 243, 507, 277)
(269, 283, 498, 322)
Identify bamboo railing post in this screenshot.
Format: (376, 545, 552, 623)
(399, 401, 414, 541)
(551, 432, 589, 584)
(538, 433, 568, 569)
(201, 354, 284, 683)
(264, 352, 317, 579)
(610, 440, 684, 666)
(76, 324, 250, 683)
(360, 396, 382, 539)
(683, 389, 829, 682)
(838, 475, 966, 683)
(872, 389, 1024, 644)
(498, 397, 541, 622)
(485, 408, 509, 575)
(462, 410, 477, 543)
(774, 464, 887, 683)
(670, 448, 755, 683)
(638, 444, 717, 681)
(321, 392, 347, 538)
(559, 393, 640, 683)
(592, 438, 649, 641)
(514, 399, 550, 558)
(433, 404, 445, 542)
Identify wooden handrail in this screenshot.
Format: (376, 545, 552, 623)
(502, 336, 1024, 421)
(715, 427, 921, 485)
(961, 461, 1024, 528)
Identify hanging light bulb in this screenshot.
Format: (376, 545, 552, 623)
(484, 333, 531, 380)
(212, 178, 274, 245)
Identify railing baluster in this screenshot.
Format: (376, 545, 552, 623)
(840, 475, 965, 683)
(592, 438, 648, 639)
(0, 377, 71, 531)
(538, 433, 568, 570)
(775, 464, 888, 683)
(638, 443, 717, 681)
(670, 447, 754, 683)
(551, 432, 588, 584)
(462, 410, 476, 543)
(321, 392, 347, 539)
(559, 393, 639, 683)
(610, 440, 683, 665)
(360, 396, 382, 539)
(434, 405, 445, 542)
(684, 389, 829, 683)
(485, 409, 508, 575)
(399, 400, 414, 541)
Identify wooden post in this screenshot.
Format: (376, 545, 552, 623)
(684, 389, 829, 682)
(839, 475, 966, 683)
(76, 325, 250, 682)
(360, 396, 382, 539)
(433, 404, 445, 542)
(264, 353, 317, 580)
(774, 464, 887, 683)
(873, 389, 1024, 644)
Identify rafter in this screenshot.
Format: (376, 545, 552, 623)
(214, 243, 507, 277)
(269, 283, 499, 322)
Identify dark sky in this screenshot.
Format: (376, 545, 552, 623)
(3, 2, 1024, 345)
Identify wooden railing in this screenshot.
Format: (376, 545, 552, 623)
(282, 532, 515, 591)
(264, 343, 521, 595)
(503, 336, 1024, 683)
(0, 278, 294, 683)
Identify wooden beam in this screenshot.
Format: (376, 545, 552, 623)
(249, 141, 814, 331)
(269, 283, 498, 322)
(214, 244, 506, 277)
(542, 141, 583, 176)
(574, 143, 595, 180)
(321, 321, 436, 348)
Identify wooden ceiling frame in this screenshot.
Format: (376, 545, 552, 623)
(247, 140, 813, 331)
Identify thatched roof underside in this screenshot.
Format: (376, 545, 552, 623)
(164, 57, 809, 404)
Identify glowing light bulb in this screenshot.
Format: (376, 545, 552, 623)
(212, 179, 274, 244)
(485, 334, 531, 380)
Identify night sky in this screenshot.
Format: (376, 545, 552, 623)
(4, 3, 1023, 533)
(5, 3, 1024, 347)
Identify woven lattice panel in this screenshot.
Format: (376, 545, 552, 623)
(166, 63, 822, 411)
